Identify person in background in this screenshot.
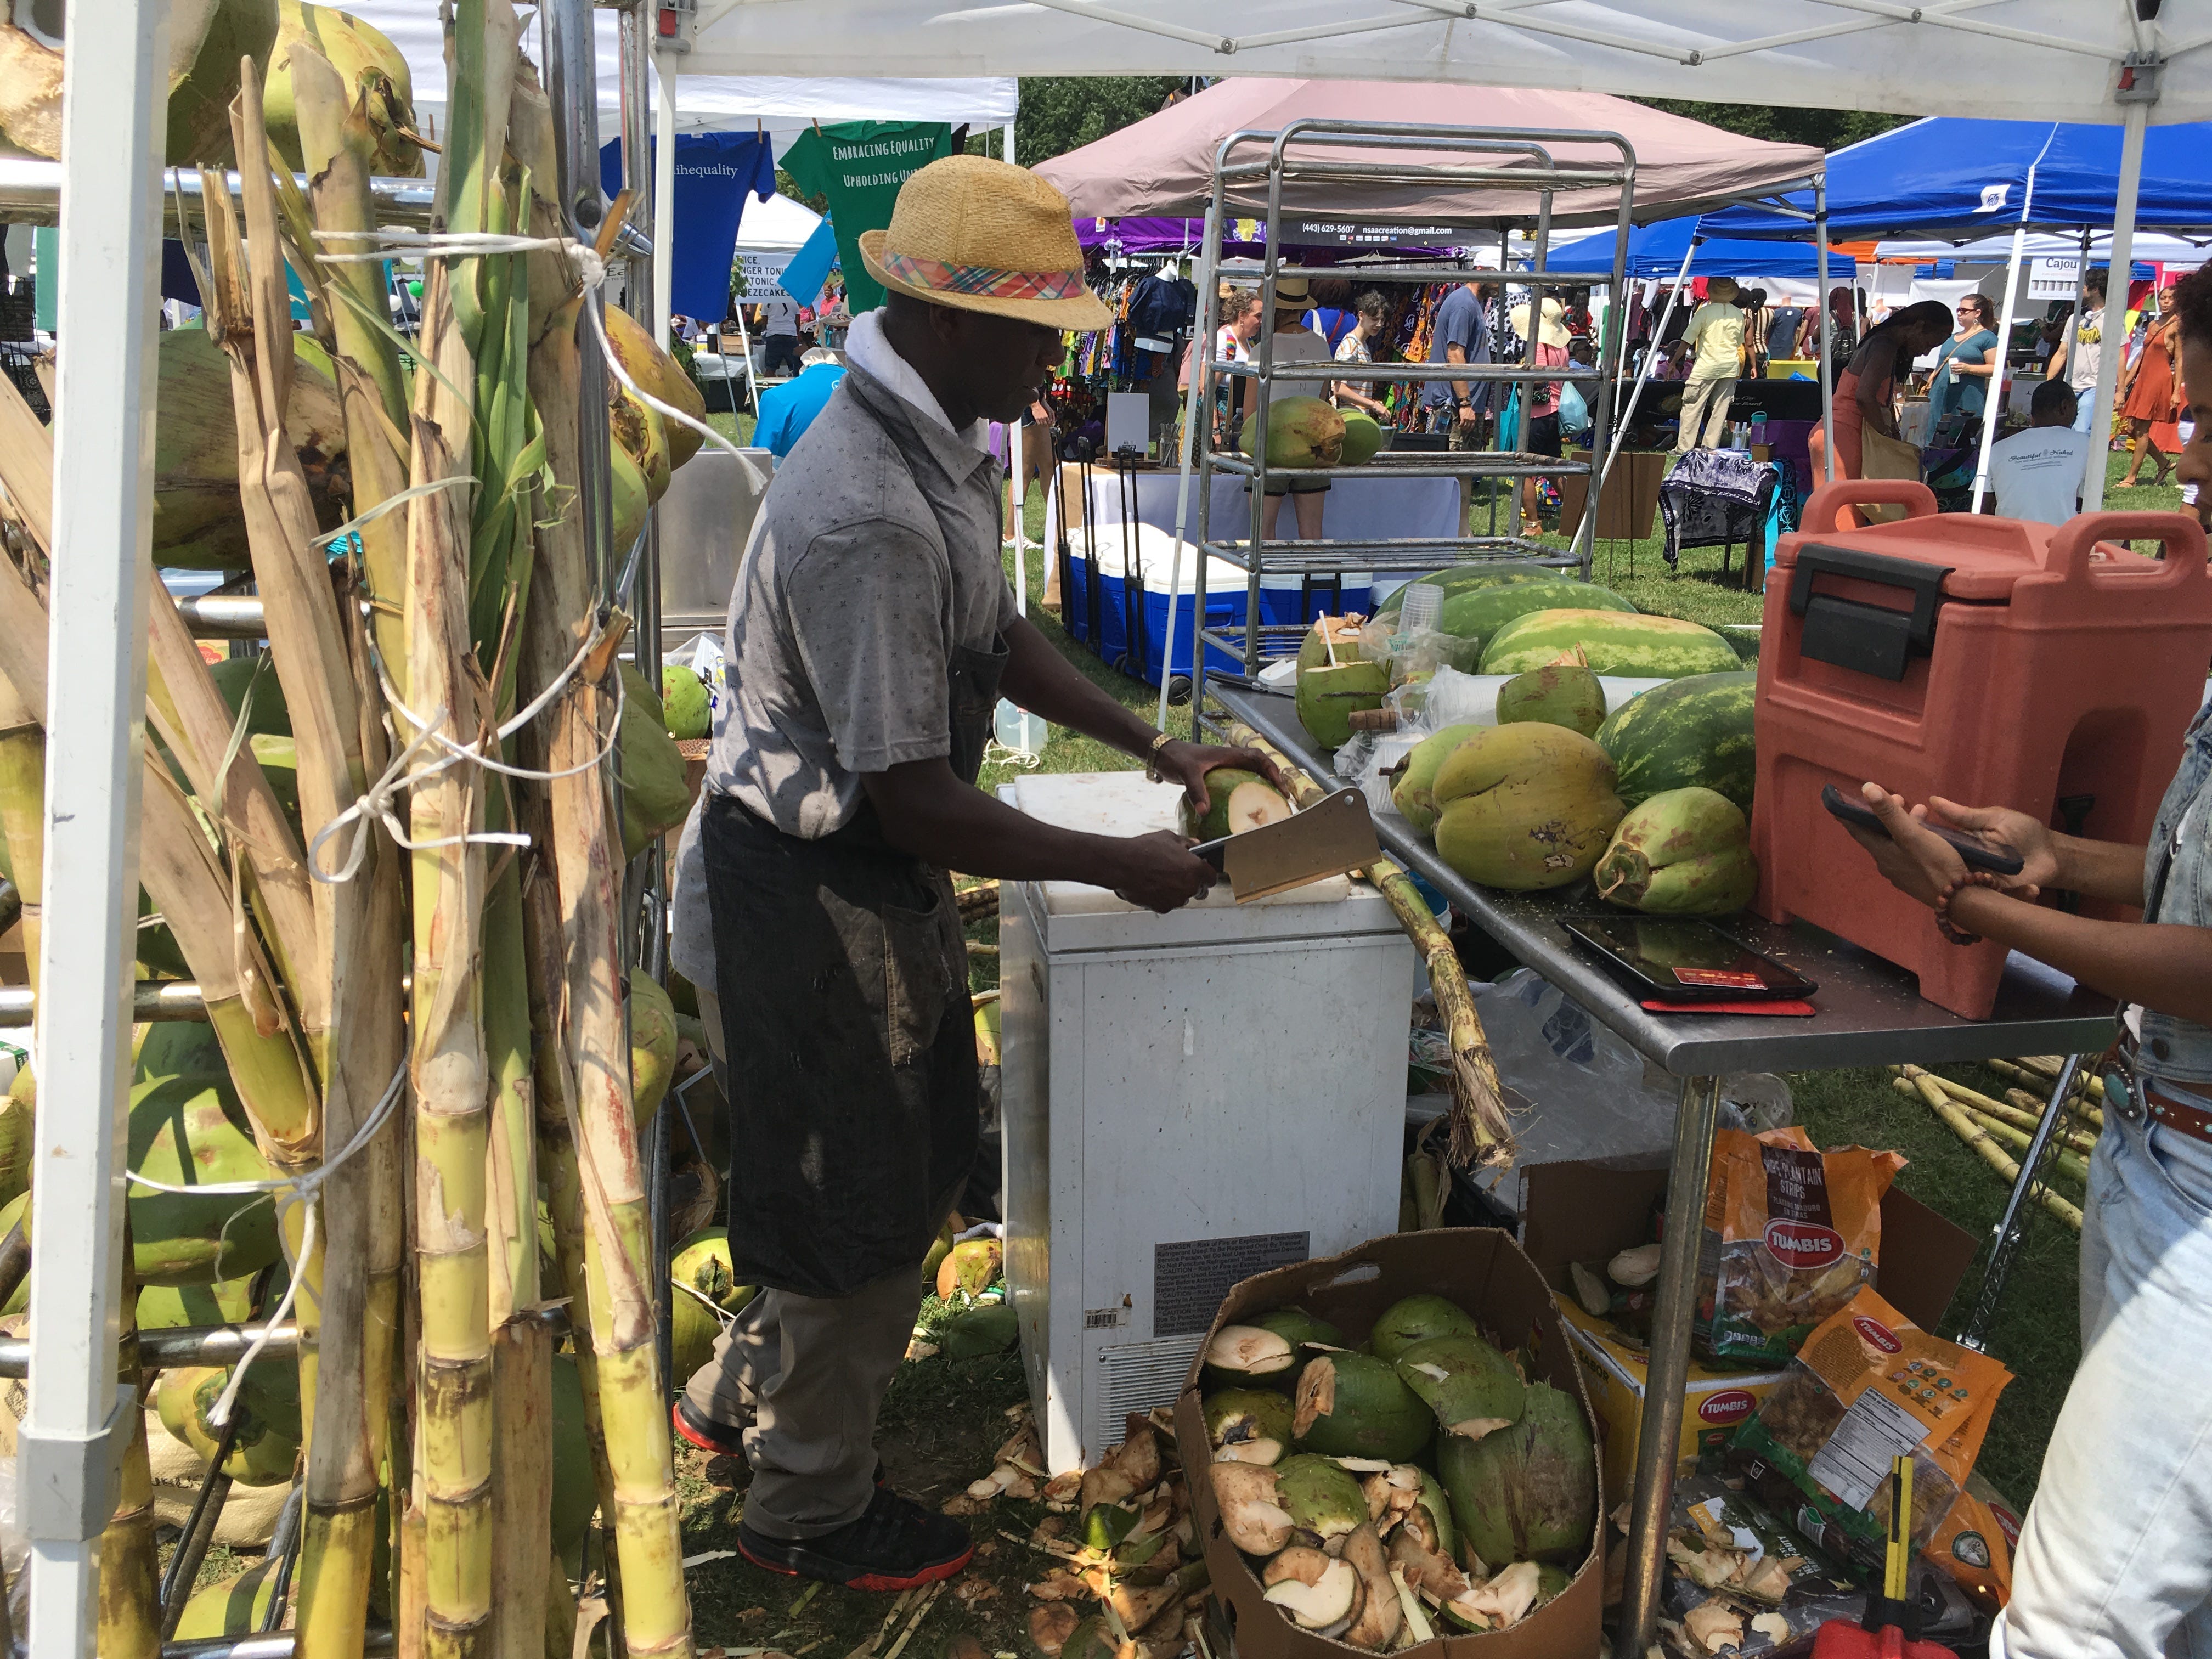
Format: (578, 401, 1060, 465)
(2117, 282, 2183, 488)
(1422, 276, 1497, 450)
(1243, 275, 1334, 544)
(1804, 283, 1858, 368)
(1678, 275, 1746, 448)
(1927, 293, 2001, 443)
(2046, 268, 2108, 438)
(760, 291, 803, 377)
(1654, 339, 1692, 381)
(1808, 300, 1954, 529)
(1561, 287, 1594, 338)
(1510, 294, 1572, 536)
(1331, 290, 1392, 421)
(1736, 287, 1769, 378)
(1844, 261, 2212, 1659)
(1766, 294, 1809, 366)
(753, 346, 848, 459)
(1984, 378, 2091, 526)
(1182, 286, 1262, 445)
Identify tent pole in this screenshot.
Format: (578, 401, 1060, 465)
(1003, 121, 1016, 167)
(1972, 140, 2050, 513)
(19, 2, 170, 1653)
(652, 50, 676, 340)
(1816, 179, 1834, 482)
(2084, 96, 2148, 514)
(1158, 200, 1220, 735)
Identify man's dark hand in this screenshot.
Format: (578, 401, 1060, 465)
(1111, 830, 1218, 913)
(1155, 740, 1288, 820)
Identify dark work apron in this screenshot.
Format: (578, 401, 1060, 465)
(704, 398, 1007, 1300)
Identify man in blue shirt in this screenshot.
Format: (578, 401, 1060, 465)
(1423, 279, 1496, 448)
(755, 348, 848, 458)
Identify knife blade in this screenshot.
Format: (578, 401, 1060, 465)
(1189, 788, 1381, 901)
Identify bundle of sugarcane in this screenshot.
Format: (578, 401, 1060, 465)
(0, 3, 709, 1651)
(1221, 720, 1514, 1167)
(1890, 1068, 2085, 1232)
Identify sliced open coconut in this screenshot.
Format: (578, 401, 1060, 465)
(1262, 1556, 1363, 1638)
(1339, 1524, 1403, 1652)
(1223, 779, 1294, 833)
(1208, 1462, 1293, 1557)
(1454, 1560, 1542, 1632)
(1205, 1325, 1296, 1386)
(1263, 1545, 1335, 1589)
(1569, 1261, 1613, 1318)
(1608, 1243, 1662, 1288)
(1387, 1525, 1469, 1605)
(1751, 1612, 1792, 1642)
(1740, 1555, 1792, 1604)
(1214, 1438, 1284, 1466)
(1683, 1600, 1745, 1653)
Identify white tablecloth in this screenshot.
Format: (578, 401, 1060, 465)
(1043, 466, 1460, 549)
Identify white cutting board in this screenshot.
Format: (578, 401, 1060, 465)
(1011, 772, 1354, 915)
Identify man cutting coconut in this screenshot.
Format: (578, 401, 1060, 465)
(668, 154, 1277, 1592)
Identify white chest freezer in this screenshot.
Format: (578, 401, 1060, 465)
(997, 774, 1417, 1474)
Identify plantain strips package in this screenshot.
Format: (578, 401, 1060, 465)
(1726, 1286, 2011, 1585)
(1696, 1127, 1905, 1367)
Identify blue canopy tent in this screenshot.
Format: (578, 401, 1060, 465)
(1544, 216, 1829, 281)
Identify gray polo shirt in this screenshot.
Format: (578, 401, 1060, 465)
(670, 359, 1014, 990)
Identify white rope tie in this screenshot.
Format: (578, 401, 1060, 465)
(126, 1057, 409, 1427)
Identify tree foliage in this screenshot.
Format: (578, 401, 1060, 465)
(1633, 99, 1909, 153)
(1006, 77, 1189, 166)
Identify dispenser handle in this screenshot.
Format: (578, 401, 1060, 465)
(2046, 511, 2211, 588)
(1798, 479, 1937, 532)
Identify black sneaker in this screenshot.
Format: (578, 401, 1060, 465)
(673, 1399, 748, 1459)
(737, 1487, 974, 1591)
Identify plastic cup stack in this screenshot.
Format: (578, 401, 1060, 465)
(1396, 582, 1444, 635)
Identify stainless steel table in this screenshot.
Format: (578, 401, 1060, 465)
(1210, 681, 2114, 1656)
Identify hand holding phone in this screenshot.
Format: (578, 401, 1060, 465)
(1821, 783, 2025, 875)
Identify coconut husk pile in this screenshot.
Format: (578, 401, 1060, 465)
(1651, 1476, 1864, 1657)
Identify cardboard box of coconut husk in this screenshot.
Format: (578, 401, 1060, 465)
(1175, 1228, 1602, 1658)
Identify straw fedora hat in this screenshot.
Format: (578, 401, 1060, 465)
(858, 155, 1112, 330)
(1272, 274, 1313, 309)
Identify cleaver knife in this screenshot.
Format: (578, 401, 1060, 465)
(1188, 788, 1381, 901)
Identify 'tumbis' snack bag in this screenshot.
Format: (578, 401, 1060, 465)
(1696, 1127, 1905, 1367)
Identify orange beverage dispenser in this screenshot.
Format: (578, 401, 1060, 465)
(1751, 481, 2212, 1019)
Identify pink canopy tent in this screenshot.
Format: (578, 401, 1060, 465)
(1035, 80, 1824, 232)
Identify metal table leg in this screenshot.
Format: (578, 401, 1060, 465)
(1960, 1054, 2085, 1352)
(1615, 1075, 1723, 1658)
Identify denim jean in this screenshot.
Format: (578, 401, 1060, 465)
(1996, 1069, 2212, 1658)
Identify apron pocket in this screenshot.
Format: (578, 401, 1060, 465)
(884, 889, 960, 1068)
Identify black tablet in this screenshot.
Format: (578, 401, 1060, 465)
(1561, 914, 1819, 1001)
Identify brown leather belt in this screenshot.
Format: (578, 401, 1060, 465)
(2108, 1036, 2212, 1147)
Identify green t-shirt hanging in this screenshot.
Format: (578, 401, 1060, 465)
(780, 121, 953, 313)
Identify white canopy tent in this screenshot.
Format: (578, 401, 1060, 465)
(32, 5, 2212, 1658)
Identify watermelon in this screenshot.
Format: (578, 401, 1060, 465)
(1594, 671, 1757, 812)
(1479, 610, 1741, 680)
(1374, 566, 1554, 617)
(1377, 574, 1637, 659)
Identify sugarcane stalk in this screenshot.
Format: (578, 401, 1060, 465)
(96, 1238, 159, 1659)
(404, 250, 498, 1658)
(523, 286, 690, 1659)
(1223, 719, 1513, 1167)
(1898, 1072, 2082, 1231)
(1893, 1080, 2093, 1183)
(1894, 1066, 2098, 1153)
(2001, 1055, 2105, 1104)
(1984, 1057, 2106, 1123)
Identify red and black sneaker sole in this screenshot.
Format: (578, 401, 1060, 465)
(672, 1401, 748, 1459)
(735, 1532, 974, 1592)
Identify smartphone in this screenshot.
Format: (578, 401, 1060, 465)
(1820, 784, 2025, 876)
(1561, 915, 1819, 1001)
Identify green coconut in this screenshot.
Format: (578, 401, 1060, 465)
(1367, 1294, 1480, 1363)
(1435, 1381, 1597, 1567)
(550, 1354, 595, 1575)
(1274, 1453, 1370, 1545)
(156, 1362, 302, 1487)
(1339, 410, 1385, 467)
(1390, 724, 1480, 837)
(1496, 664, 1607, 739)
(1296, 658, 1390, 752)
(670, 1281, 724, 1384)
(0, 1073, 30, 1211)
(1179, 766, 1293, 842)
(1238, 396, 1346, 467)
(264, 0, 423, 178)
(1393, 1334, 1527, 1443)
(172, 1559, 284, 1641)
(1202, 1324, 1299, 1392)
(618, 663, 692, 860)
(127, 1074, 284, 1286)
(133, 1020, 226, 1085)
(1204, 1388, 1295, 1464)
(940, 1302, 1019, 1359)
(1290, 1351, 1434, 1462)
(630, 968, 679, 1128)
(935, 1238, 1002, 1299)
(661, 663, 712, 740)
(165, 0, 281, 167)
(920, 1221, 956, 1293)
(137, 1274, 262, 1333)
(670, 1226, 753, 1382)
(1252, 1307, 1347, 1350)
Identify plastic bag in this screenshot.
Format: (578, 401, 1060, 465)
(1655, 1472, 1861, 1656)
(1415, 666, 1672, 729)
(1696, 1127, 1905, 1367)
(1728, 1286, 2012, 1586)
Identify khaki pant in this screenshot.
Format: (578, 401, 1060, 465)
(687, 990, 933, 1539)
(1679, 376, 1738, 448)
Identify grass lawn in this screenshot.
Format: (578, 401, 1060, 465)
(668, 449, 2154, 1650)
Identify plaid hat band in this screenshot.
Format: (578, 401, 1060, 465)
(878, 248, 1087, 305)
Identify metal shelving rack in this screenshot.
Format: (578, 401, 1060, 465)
(1187, 119, 1636, 694)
